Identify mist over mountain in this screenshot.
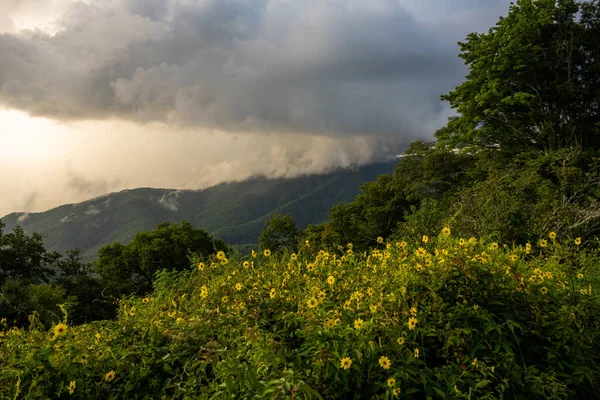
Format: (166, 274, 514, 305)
(1, 161, 397, 261)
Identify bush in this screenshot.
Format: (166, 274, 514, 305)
(1, 231, 598, 398)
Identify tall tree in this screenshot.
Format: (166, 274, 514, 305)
(258, 214, 299, 255)
(437, 0, 600, 153)
(0, 225, 57, 283)
(95, 221, 228, 296)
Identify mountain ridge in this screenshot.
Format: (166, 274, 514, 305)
(1, 161, 398, 261)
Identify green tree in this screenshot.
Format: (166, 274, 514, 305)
(0, 224, 58, 284)
(437, 0, 600, 153)
(258, 214, 299, 255)
(95, 221, 228, 296)
(54, 249, 115, 324)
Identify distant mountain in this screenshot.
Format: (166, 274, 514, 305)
(1, 161, 397, 261)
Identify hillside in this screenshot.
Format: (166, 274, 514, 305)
(1, 161, 397, 261)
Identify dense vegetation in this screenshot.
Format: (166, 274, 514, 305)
(1, 0, 600, 398)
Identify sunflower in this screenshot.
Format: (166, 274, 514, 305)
(387, 377, 396, 388)
(407, 317, 418, 330)
(264, 249, 271, 257)
(216, 251, 226, 261)
(340, 357, 352, 370)
(378, 356, 391, 369)
(353, 318, 364, 330)
(105, 370, 116, 382)
(53, 323, 68, 338)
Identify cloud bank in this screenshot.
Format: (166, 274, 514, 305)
(0, 0, 511, 139)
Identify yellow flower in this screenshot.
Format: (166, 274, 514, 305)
(397, 337, 405, 345)
(264, 249, 271, 257)
(458, 238, 466, 246)
(68, 380, 76, 395)
(575, 237, 582, 246)
(354, 318, 364, 330)
(269, 288, 276, 299)
(393, 387, 401, 396)
(242, 261, 250, 269)
(410, 307, 417, 316)
(577, 272, 584, 279)
(472, 357, 478, 368)
(105, 370, 116, 382)
(525, 242, 532, 253)
(216, 251, 226, 261)
(510, 254, 518, 262)
(549, 231, 557, 240)
(413, 348, 419, 358)
(305, 240, 310, 248)
(370, 304, 378, 313)
(378, 355, 391, 369)
(327, 275, 335, 285)
(200, 285, 208, 299)
(539, 239, 547, 248)
(377, 236, 384, 244)
(235, 283, 243, 291)
(142, 297, 149, 303)
(422, 235, 429, 243)
(407, 317, 418, 330)
(473, 304, 479, 310)
(540, 287, 548, 295)
(53, 323, 68, 338)
(307, 298, 318, 309)
(387, 377, 396, 388)
(340, 357, 352, 370)
(197, 262, 205, 271)
(252, 250, 257, 258)
(488, 242, 499, 250)
(441, 226, 451, 236)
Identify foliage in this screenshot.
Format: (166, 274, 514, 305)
(436, 0, 600, 153)
(258, 214, 299, 255)
(95, 221, 229, 297)
(1, 233, 599, 398)
(0, 223, 58, 283)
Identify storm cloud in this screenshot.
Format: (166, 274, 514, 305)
(0, 0, 511, 139)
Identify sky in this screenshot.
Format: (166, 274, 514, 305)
(0, 0, 512, 217)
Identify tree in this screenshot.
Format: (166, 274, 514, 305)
(258, 214, 299, 255)
(437, 0, 600, 153)
(0, 225, 58, 284)
(95, 221, 228, 296)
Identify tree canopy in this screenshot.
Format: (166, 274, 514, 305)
(437, 0, 600, 153)
(95, 221, 228, 296)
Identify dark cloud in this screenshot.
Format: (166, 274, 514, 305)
(0, 0, 511, 140)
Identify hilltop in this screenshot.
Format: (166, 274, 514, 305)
(1, 161, 397, 261)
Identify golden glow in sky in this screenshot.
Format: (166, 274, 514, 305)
(0, 109, 68, 165)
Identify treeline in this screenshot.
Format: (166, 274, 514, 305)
(0, 221, 228, 327)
